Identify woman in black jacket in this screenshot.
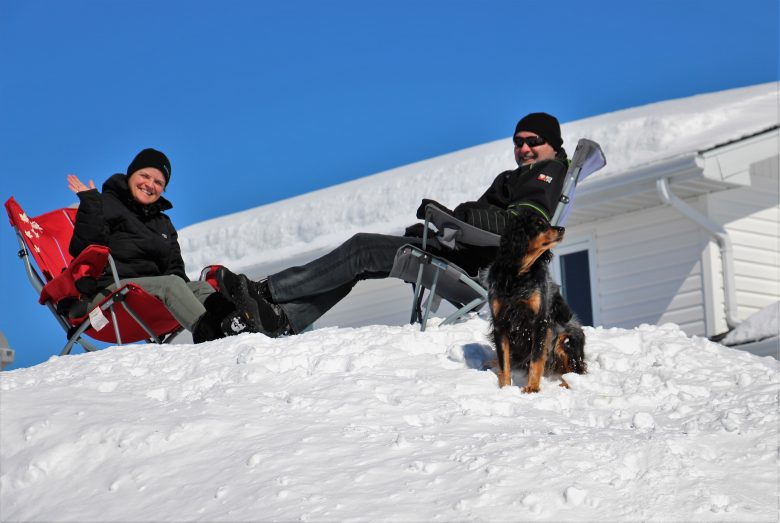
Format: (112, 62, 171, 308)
(67, 148, 254, 342)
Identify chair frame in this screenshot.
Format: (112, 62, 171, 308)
(406, 206, 499, 331)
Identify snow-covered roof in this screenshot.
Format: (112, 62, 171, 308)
(180, 82, 779, 275)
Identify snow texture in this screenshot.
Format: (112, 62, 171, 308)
(178, 83, 779, 275)
(1, 319, 779, 521)
(723, 302, 779, 345)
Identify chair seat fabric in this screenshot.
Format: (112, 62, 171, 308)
(390, 244, 486, 308)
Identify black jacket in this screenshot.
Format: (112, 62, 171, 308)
(455, 152, 569, 233)
(406, 151, 569, 276)
(69, 173, 188, 289)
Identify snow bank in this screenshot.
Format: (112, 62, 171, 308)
(723, 302, 779, 345)
(2, 319, 778, 521)
(178, 83, 778, 274)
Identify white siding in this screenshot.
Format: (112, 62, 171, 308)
(565, 204, 711, 336)
(313, 278, 419, 329)
(706, 155, 780, 322)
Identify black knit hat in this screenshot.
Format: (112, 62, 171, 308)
(514, 112, 563, 151)
(126, 148, 171, 185)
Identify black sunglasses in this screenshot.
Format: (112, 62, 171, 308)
(513, 135, 547, 148)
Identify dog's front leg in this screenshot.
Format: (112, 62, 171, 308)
(497, 335, 512, 387)
(522, 327, 551, 393)
(491, 297, 512, 388)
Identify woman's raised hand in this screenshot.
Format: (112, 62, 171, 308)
(67, 174, 96, 194)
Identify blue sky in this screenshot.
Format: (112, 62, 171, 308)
(1, 0, 777, 370)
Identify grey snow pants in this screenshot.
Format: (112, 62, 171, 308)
(90, 275, 215, 331)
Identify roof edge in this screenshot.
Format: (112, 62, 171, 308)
(576, 126, 780, 206)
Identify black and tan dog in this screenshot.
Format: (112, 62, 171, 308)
(486, 210, 587, 392)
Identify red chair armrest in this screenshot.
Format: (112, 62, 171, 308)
(39, 244, 111, 305)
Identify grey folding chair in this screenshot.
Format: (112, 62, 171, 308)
(390, 205, 500, 331)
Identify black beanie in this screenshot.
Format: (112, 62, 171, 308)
(126, 148, 172, 185)
(514, 112, 563, 151)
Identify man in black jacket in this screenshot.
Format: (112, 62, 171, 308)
(220, 112, 569, 337)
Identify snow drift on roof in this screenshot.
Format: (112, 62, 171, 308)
(179, 82, 778, 274)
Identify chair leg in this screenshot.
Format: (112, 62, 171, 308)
(108, 304, 122, 345)
(413, 288, 425, 325)
(440, 297, 487, 326)
(420, 269, 441, 332)
(77, 337, 99, 352)
(410, 263, 427, 324)
(158, 327, 184, 344)
(61, 320, 94, 355)
(439, 272, 489, 326)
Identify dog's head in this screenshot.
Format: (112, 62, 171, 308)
(500, 209, 565, 273)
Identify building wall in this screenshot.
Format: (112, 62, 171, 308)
(565, 202, 712, 337)
(705, 155, 780, 328)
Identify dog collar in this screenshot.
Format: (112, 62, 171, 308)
(508, 202, 550, 222)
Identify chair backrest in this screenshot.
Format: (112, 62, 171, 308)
(550, 138, 607, 226)
(5, 197, 77, 281)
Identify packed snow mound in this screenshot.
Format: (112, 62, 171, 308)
(2, 320, 778, 521)
(178, 83, 778, 274)
(723, 301, 780, 346)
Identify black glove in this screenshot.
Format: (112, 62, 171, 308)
(404, 222, 437, 239)
(74, 276, 99, 297)
(453, 202, 509, 234)
(415, 199, 452, 219)
(452, 201, 483, 221)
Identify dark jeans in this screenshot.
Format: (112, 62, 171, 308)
(267, 233, 439, 333)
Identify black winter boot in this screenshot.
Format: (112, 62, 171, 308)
(214, 267, 265, 335)
(246, 278, 292, 337)
(192, 314, 220, 343)
(220, 309, 260, 337)
(192, 292, 236, 343)
(215, 267, 291, 338)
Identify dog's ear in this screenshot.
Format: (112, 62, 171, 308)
(500, 219, 529, 256)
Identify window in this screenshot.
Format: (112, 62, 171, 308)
(551, 237, 598, 326)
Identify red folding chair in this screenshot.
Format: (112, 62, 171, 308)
(5, 196, 185, 355)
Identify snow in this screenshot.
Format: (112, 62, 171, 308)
(2, 318, 779, 521)
(723, 302, 779, 346)
(178, 82, 779, 275)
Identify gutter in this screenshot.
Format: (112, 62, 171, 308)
(656, 178, 740, 329)
(574, 154, 701, 206)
